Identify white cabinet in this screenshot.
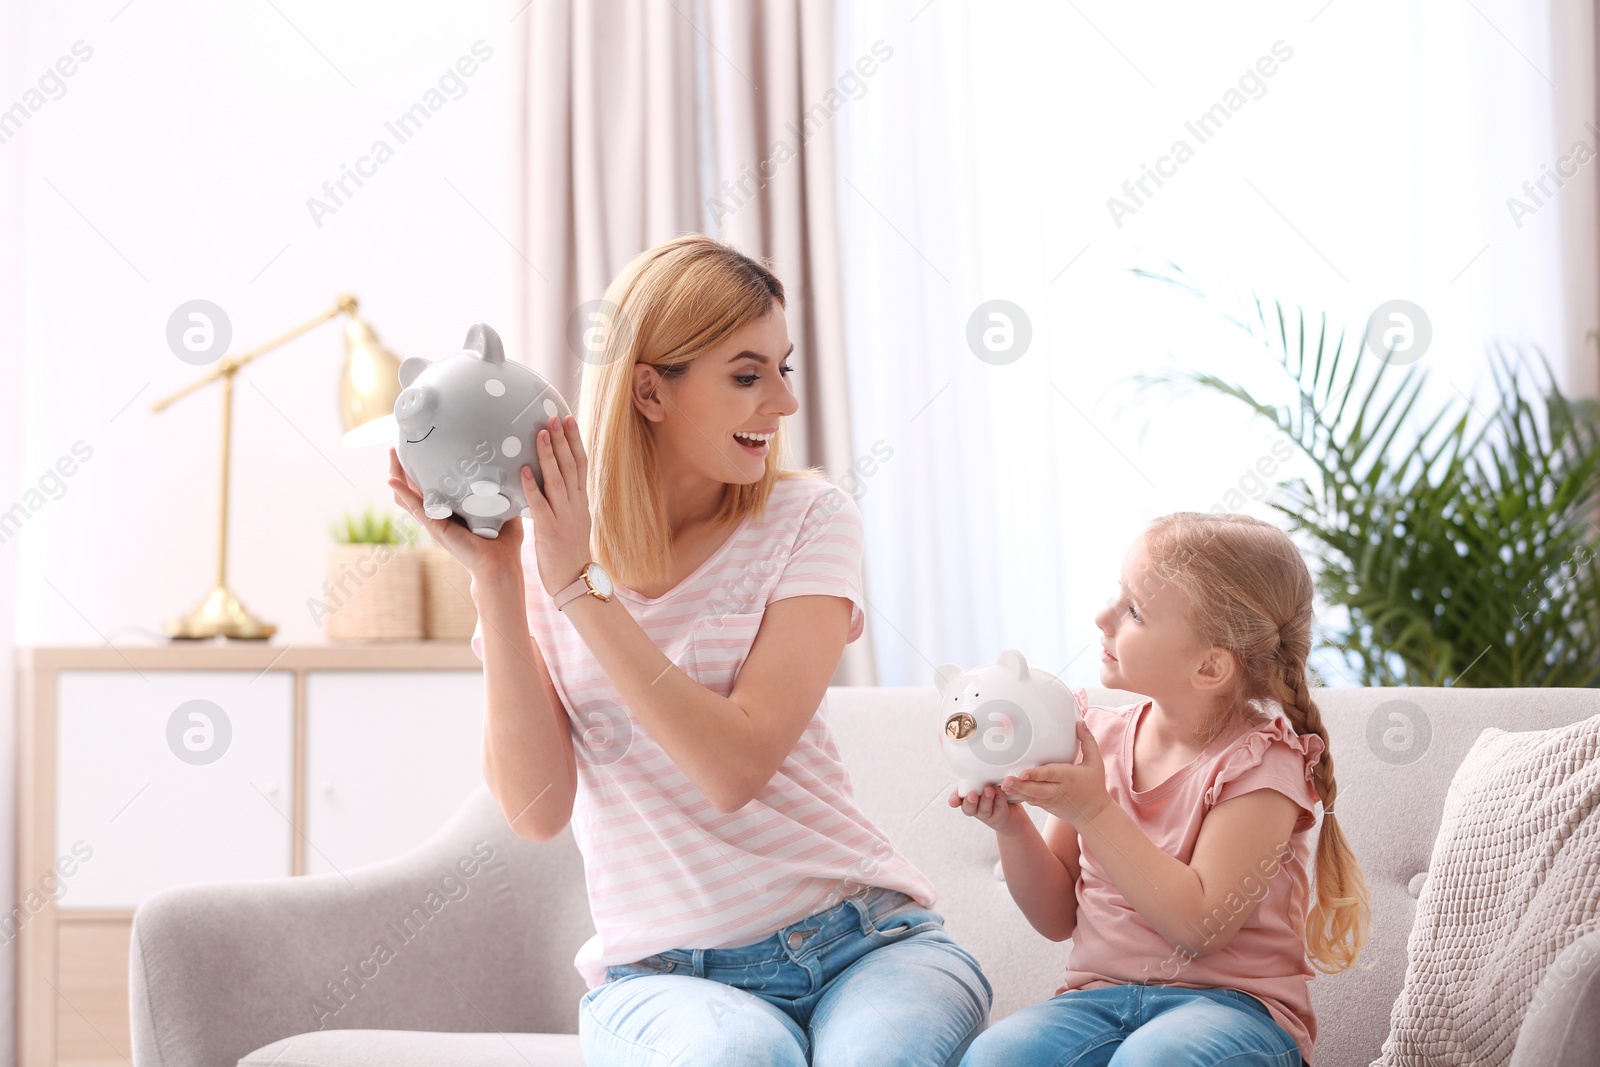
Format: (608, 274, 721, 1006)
(55, 670, 295, 908)
(18, 643, 485, 1067)
(304, 670, 486, 876)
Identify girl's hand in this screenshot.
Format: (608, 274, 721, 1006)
(524, 414, 595, 597)
(387, 446, 525, 580)
(1001, 720, 1113, 829)
(948, 783, 1034, 838)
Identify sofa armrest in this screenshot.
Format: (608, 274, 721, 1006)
(1510, 928, 1600, 1067)
(130, 787, 590, 1067)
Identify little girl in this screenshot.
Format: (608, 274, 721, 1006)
(952, 512, 1370, 1067)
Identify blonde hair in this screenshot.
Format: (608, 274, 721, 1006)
(578, 234, 820, 590)
(1142, 511, 1371, 974)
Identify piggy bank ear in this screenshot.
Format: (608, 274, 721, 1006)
(398, 357, 431, 388)
(934, 662, 964, 693)
(996, 648, 1030, 680)
(463, 323, 505, 364)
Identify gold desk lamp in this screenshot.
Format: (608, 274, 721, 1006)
(150, 294, 403, 640)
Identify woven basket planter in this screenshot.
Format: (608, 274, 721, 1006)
(324, 543, 424, 641)
(421, 542, 477, 641)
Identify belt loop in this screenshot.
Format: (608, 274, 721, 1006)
(691, 948, 706, 978)
(845, 888, 876, 934)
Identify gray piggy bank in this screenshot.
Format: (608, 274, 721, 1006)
(393, 322, 572, 539)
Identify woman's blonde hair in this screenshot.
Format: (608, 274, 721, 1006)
(1142, 511, 1371, 974)
(578, 234, 818, 590)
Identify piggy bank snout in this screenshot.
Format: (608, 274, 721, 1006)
(944, 712, 976, 741)
(941, 699, 1075, 760)
(395, 386, 438, 425)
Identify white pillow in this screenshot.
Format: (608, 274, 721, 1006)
(1376, 713, 1600, 1066)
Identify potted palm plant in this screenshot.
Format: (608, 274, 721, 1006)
(1138, 269, 1600, 686)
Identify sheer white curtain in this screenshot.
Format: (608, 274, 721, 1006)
(834, 0, 1595, 687)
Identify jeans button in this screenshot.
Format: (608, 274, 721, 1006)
(786, 931, 804, 950)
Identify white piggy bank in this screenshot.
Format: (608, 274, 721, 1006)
(937, 649, 1081, 802)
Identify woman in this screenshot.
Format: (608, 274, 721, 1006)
(388, 234, 992, 1065)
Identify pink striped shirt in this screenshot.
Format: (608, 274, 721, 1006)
(471, 474, 936, 988)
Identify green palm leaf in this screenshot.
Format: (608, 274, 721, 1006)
(1134, 272, 1600, 687)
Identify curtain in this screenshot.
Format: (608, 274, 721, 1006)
(834, 0, 1598, 688)
(512, 0, 876, 684)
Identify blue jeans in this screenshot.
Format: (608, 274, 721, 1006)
(578, 884, 993, 1065)
(959, 982, 1305, 1067)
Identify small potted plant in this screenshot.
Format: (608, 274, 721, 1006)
(322, 504, 424, 641)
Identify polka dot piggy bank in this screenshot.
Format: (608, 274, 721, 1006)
(937, 649, 1082, 803)
(393, 322, 572, 539)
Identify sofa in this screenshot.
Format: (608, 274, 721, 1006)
(128, 685, 1600, 1066)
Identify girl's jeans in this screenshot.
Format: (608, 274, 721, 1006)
(959, 981, 1306, 1067)
(578, 885, 994, 1066)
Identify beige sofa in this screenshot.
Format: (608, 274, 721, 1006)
(129, 686, 1600, 1066)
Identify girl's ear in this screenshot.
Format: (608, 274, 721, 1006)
(1192, 647, 1237, 692)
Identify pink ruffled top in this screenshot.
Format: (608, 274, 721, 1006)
(1056, 695, 1327, 1067)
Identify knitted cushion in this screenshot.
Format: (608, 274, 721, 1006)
(1376, 713, 1600, 1066)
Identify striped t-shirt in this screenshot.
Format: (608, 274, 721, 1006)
(471, 473, 936, 988)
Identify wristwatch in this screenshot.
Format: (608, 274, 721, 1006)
(553, 562, 614, 611)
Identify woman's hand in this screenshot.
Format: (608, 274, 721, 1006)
(1000, 720, 1113, 828)
(523, 414, 595, 597)
(948, 782, 1035, 838)
(387, 446, 525, 580)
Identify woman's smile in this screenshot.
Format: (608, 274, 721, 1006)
(733, 427, 776, 455)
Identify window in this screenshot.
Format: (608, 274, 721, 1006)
(835, 0, 1587, 686)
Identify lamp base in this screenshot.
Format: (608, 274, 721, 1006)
(165, 585, 278, 640)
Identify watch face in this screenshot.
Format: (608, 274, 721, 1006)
(588, 563, 614, 597)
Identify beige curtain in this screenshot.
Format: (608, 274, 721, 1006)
(512, 0, 876, 685)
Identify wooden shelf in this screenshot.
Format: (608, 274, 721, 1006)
(17, 641, 482, 673)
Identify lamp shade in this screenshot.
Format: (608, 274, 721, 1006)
(338, 314, 403, 447)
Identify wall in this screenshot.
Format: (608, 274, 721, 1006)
(2, 3, 521, 1059)
(2, 0, 24, 1056)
